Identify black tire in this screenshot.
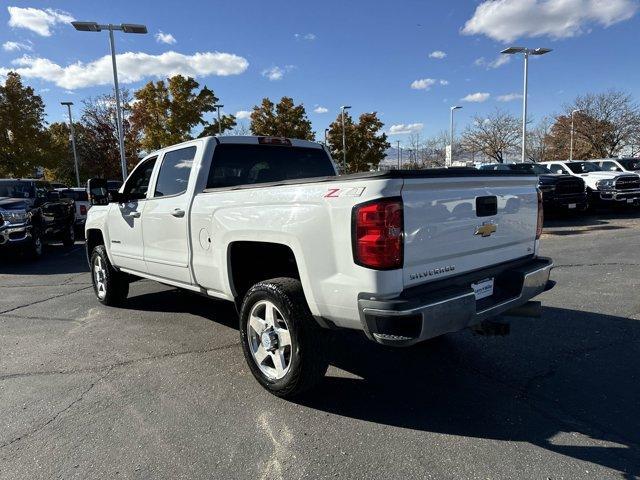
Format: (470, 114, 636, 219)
(62, 223, 76, 248)
(239, 277, 329, 398)
(90, 245, 129, 306)
(26, 230, 44, 260)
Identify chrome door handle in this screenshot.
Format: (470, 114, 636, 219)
(171, 208, 185, 218)
(127, 211, 141, 218)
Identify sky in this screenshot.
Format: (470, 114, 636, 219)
(1, 0, 639, 145)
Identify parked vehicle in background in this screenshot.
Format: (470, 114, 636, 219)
(587, 158, 640, 175)
(49, 182, 69, 189)
(541, 160, 640, 207)
(0, 179, 76, 258)
(57, 187, 90, 230)
(85, 135, 553, 397)
(107, 180, 123, 195)
(478, 163, 588, 212)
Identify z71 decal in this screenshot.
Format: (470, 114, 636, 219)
(324, 187, 366, 198)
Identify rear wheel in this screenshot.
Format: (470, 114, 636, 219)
(90, 245, 129, 306)
(239, 277, 328, 398)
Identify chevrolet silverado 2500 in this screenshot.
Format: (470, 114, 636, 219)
(85, 136, 554, 397)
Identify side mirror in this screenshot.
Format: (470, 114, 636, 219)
(87, 178, 110, 206)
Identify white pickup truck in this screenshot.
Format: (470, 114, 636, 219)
(86, 136, 554, 397)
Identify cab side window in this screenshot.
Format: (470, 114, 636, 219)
(602, 161, 621, 172)
(123, 157, 158, 200)
(550, 164, 567, 174)
(154, 146, 196, 197)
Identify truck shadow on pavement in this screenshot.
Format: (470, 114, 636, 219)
(298, 307, 640, 478)
(0, 243, 88, 275)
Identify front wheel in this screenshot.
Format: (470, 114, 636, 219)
(27, 230, 44, 260)
(62, 224, 75, 247)
(239, 278, 328, 398)
(90, 245, 129, 306)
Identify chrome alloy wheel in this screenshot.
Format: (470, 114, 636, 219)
(33, 235, 42, 256)
(247, 300, 293, 380)
(93, 255, 107, 300)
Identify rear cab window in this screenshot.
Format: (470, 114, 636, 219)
(154, 146, 197, 197)
(206, 144, 336, 189)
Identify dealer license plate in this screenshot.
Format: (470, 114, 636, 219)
(472, 278, 494, 300)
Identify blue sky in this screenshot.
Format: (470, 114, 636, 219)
(1, 0, 639, 145)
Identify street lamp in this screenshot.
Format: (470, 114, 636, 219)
(61, 102, 80, 187)
(570, 109, 581, 161)
(501, 46, 552, 163)
(449, 105, 462, 166)
(340, 105, 351, 172)
(72, 21, 148, 180)
(214, 104, 224, 135)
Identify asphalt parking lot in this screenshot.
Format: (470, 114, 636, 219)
(1, 209, 639, 480)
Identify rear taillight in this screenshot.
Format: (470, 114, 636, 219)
(536, 188, 543, 240)
(352, 198, 403, 270)
(80, 205, 87, 215)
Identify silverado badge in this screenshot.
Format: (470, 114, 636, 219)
(474, 222, 497, 237)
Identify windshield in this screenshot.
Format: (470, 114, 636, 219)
(0, 181, 34, 199)
(618, 159, 640, 171)
(59, 189, 88, 201)
(566, 162, 602, 173)
(510, 163, 553, 175)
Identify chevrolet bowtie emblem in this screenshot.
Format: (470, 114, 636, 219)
(475, 223, 497, 237)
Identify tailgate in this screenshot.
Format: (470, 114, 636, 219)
(402, 175, 538, 288)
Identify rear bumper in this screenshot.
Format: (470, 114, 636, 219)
(358, 257, 554, 346)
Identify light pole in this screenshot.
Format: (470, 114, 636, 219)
(396, 140, 401, 169)
(214, 104, 224, 135)
(61, 102, 80, 187)
(72, 21, 147, 181)
(324, 128, 329, 146)
(569, 108, 581, 161)
(449, 105, 462, 166)
(340, 106, 351, 172)
(501, 46, 552, 163)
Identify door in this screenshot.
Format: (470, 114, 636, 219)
(142, 145, 197, 284)
(107, 157, 157, 272)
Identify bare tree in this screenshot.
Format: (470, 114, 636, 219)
(461, 109, 520, 163)
(565, 90, 640, 158)
(526, 116, 553, 162)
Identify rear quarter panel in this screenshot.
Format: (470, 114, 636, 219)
(190, 178, 403, 329)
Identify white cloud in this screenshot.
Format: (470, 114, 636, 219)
(1, 51, 249, 90)
(461, 92, 491, 103)
(155, 31, 176, 45)
(428, 50, 447, 59)
(462, 0, 638, 42)
(411, 78, 448, 90)
(7, 6, 74, 37)
(261, 65, 294, 81)
(389, 123, 424, 135)
(474, 55, 511, 69)
(2, 41, 32, 52)
(411, 78, 436, 90)
(313, 106, 328, 113)
(294, 33, 316, 41)
(497, 93, 523, 102)
(235, 110, 251, 120)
